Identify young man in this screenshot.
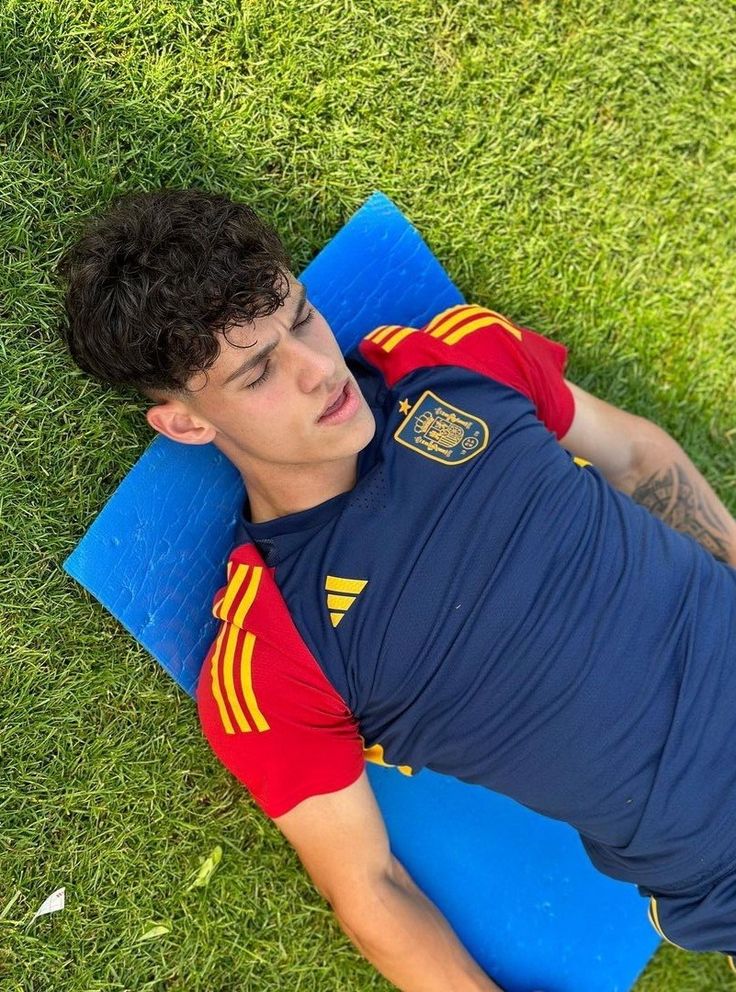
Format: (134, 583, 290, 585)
(58, 188, 736, 991)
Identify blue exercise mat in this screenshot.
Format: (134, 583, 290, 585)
(63, 191, 659, 991)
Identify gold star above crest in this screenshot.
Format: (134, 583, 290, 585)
(398, 398, 410, 415)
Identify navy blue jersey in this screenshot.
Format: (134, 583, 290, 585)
(198, 304, 736, 896)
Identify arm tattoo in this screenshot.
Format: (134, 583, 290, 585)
(631, 464, 730, 563)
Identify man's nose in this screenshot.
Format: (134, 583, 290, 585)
(294, 342, 338, 390)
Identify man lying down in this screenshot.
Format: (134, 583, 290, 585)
(57, 188, 736, 991)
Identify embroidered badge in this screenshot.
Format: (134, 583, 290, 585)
(394, 390, 489, 466)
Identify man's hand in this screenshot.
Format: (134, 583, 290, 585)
(559, 381, 736, 567)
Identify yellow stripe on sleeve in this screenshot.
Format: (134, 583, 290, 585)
(442, 311, 523, 346)
(426, 305, 524, 345)
(223, 624, 252, 733)
(210, 626, 235, 735)
(219, 563, 250, 619)
(240, 631, 270, 731)
(233, 566, 263, 627)
(368, 324, 403, 344)
(441, 314, 500, 345)
(382, 327, 417, 352)
(426, 305, 487, 338)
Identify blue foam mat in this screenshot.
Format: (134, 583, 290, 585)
(64, 191, 659, 991)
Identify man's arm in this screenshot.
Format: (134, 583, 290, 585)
(559, 380, 736, 567)
(273, 770, 504, 992)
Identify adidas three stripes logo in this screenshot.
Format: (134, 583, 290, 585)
(324, 574, 368, 628)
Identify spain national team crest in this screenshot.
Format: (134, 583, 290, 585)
(394, 390, 489, 465)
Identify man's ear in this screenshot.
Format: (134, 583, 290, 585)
(145, 401, 217, 445)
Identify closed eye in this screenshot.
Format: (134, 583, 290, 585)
(245, 306, 315, 389)
(294, 306, 315, 330)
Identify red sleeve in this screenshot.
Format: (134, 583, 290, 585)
(358, 304, 575, 439)
(196, 544, 365, 818)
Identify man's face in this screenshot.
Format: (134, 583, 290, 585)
(163, 275, 376, 472)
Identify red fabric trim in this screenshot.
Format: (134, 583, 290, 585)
(196, 543, 365, 818)
(359, 307, 575, 439)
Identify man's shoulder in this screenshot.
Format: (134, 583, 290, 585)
(354, 304, 526, 388)
(211, 542, 298, 647)
(200, 539, 357, 726)
(197, 539, 365, 818)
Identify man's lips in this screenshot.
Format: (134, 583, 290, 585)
(318, 380, 349, 419)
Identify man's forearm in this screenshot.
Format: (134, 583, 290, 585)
(334, 858, 503, 992)
(616, 423, 736, 567)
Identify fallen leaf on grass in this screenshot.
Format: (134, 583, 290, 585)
(137, 924, 171, 942)
(0, 890, 22, 921)
(185, 845, 222, 891)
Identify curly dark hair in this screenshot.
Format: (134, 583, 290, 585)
(57, 188, 292, 399)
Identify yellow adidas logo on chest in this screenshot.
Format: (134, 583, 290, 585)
(325, 574, 368, 628)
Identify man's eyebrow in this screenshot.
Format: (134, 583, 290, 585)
(221, 284, 307, 387)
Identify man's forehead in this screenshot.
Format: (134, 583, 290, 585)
(220, 283, 304, 357)
(229, 280, 305, 343)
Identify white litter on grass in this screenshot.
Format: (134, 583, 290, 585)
(31, 888, 65, 921)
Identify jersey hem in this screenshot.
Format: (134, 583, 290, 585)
(261, 760, 365, 819)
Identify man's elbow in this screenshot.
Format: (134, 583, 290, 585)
(329, 864, 402, 955)
(613, 418, 680, 494)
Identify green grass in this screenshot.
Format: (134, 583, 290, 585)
(2, 0, 736, 988)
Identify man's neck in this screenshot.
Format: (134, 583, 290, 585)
(243, 453, 360, 525)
